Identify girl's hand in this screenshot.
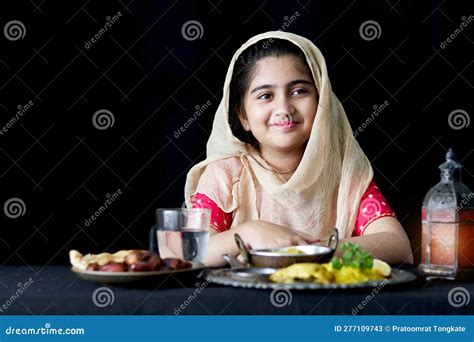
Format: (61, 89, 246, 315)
(239, 220, 320, 250)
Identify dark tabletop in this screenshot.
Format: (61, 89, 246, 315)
(0, 265, 473, 315)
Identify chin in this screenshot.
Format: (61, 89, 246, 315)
(271, 141, 305, 152)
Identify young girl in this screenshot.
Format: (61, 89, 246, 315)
(184, 31, 413, 267)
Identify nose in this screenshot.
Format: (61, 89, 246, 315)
(273, 93, 295, 116)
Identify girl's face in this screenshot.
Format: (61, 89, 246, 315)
(239, 55, 318, 155)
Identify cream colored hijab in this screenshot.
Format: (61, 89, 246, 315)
(184, 31, 373, 239)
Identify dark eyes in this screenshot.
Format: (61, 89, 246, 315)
(257, 88, 309, 100)
(292, 88, 308, 95)
(257, 93, 272, 100)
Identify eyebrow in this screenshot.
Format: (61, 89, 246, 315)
(250, 79, 313, 94)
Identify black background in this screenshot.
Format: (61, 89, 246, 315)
(0, 0, 472, 266)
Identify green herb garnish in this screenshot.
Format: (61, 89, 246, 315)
(331, 243, 373, 269)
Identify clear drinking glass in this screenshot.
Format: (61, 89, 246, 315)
(156, 208, 210, 263)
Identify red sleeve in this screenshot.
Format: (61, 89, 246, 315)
(353, 181, 396, 236)
(192, 193, 232, 233)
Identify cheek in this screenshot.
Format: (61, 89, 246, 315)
(299, 100, 317, 134)
(303, 99, 318, 120)
(245, 103, 271, 127)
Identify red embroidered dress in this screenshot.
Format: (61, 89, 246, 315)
(193, 180, 395, 235)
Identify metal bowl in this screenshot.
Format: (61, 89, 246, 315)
(234, 228, 339, 269)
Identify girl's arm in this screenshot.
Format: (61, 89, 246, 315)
(204, 225, 245, 267)
(204, 220, 319, 267)
(339, 216, 413, 264)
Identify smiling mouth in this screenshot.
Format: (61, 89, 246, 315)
(270, 121, 299, 128)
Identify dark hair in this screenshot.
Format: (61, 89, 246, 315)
(228, 38, 311, 146)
